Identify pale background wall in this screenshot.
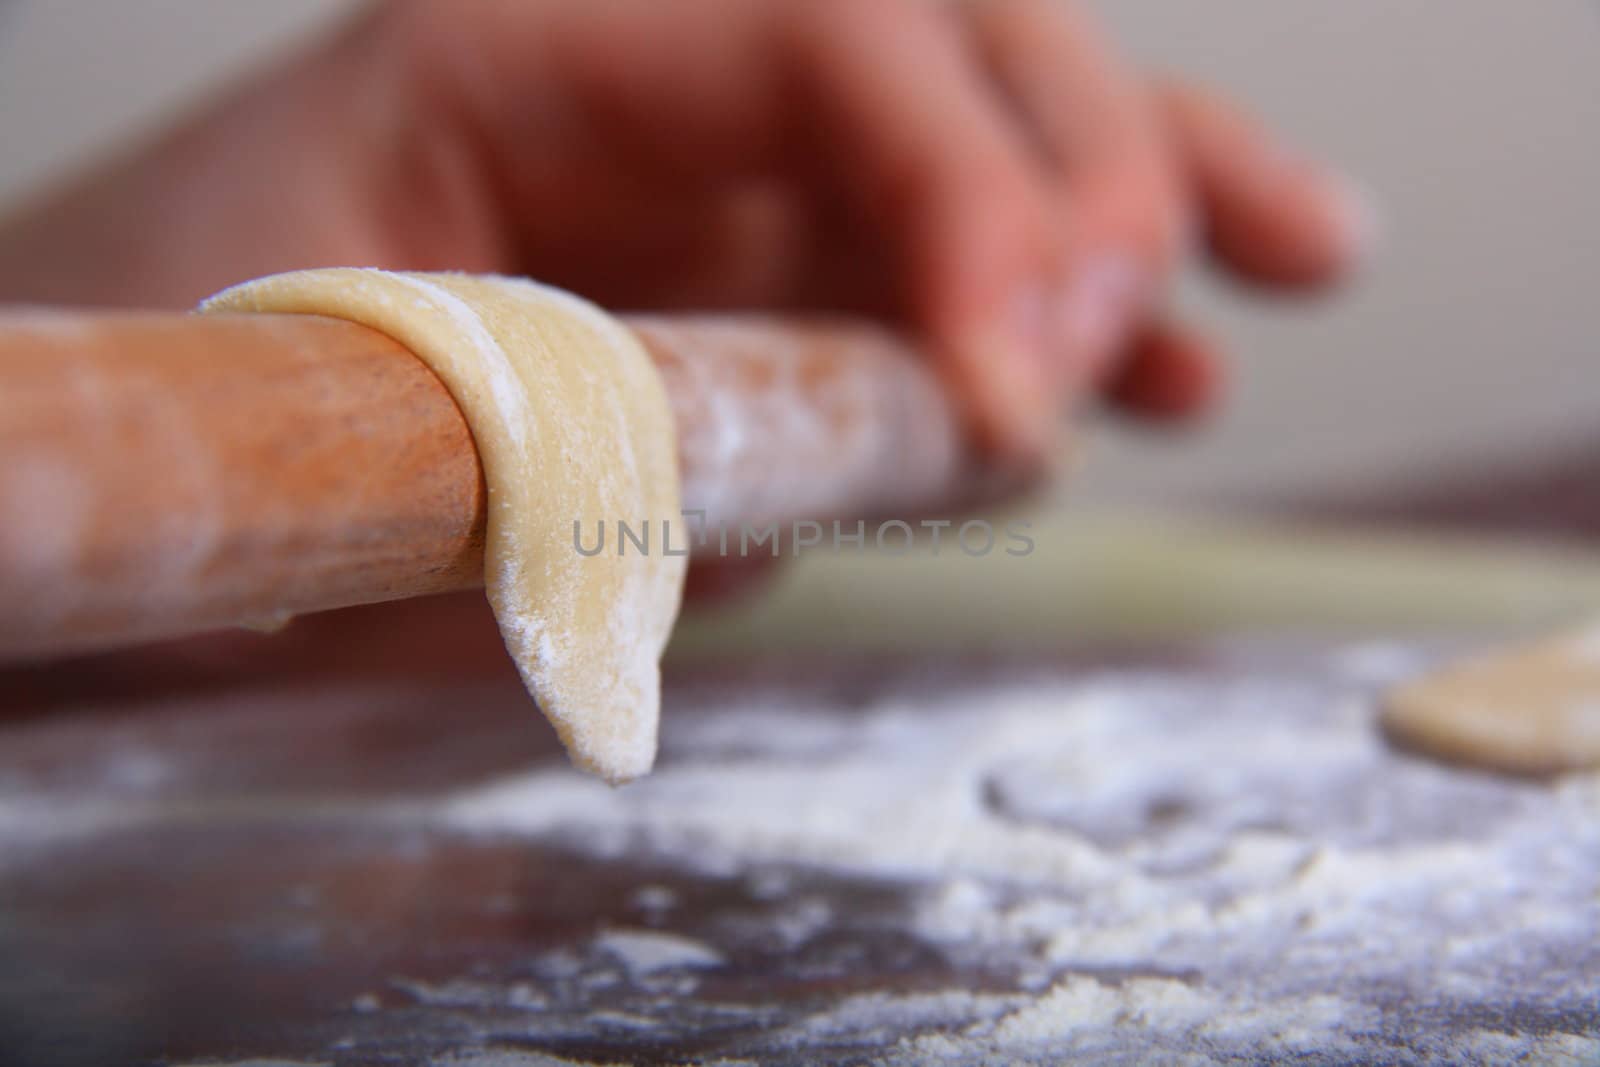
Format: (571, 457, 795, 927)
(1, 1, 1596, 509)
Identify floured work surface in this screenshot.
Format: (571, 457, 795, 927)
(0, 599, 1596, 1066)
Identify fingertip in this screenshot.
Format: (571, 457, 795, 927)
(922, 244, 1065, 463)
(1208, 169, 1366, 291)
(943, 324, 1062, 463)
(1320, 168, 1383, 272)
(1159, 81, 1378, 292)
(1057, 245, 1152, 385)
(1104, 321, 1224, 422)
(1233, 161, 1381, 288)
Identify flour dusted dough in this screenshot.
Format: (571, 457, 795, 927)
(204, 270, 686, 783)
(1381, 626, 1600, 775)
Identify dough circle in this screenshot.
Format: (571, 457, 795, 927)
(1381, 627, 1600, 775)
(204, 270, 686, 784)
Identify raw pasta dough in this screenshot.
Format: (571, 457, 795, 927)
(1381, 626, 1600, 775)
(204, 270, 686, 784)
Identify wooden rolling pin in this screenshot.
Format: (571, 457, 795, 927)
(0, 308, 987, 659)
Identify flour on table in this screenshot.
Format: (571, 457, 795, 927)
(204, 270, 685, 783)
(5, 649, 1596, 1062)
(432, 661, 1599, 1064)
(430, 1054, 622, 1067)
(593, 928, 725, 977)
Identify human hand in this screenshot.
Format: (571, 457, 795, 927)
(0, 0, 1369, 461)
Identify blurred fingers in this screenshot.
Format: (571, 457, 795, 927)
(962, 0, 1188, 389)
(1156, 79, 1375, 289)
(780, 0, 1065, 461)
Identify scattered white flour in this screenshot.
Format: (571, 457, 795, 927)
(8, 649, 1597, 1063)
(393, 978, 548, 1012)
(1329, 639, 1428, 685)
(429, 1053, 623, 1067)
(630, 884, 677, 912)
(592, 928, 725, 977)
(429, 662, 1600, 1064)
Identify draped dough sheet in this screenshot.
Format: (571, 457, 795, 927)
(203, 270, 686, 784)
